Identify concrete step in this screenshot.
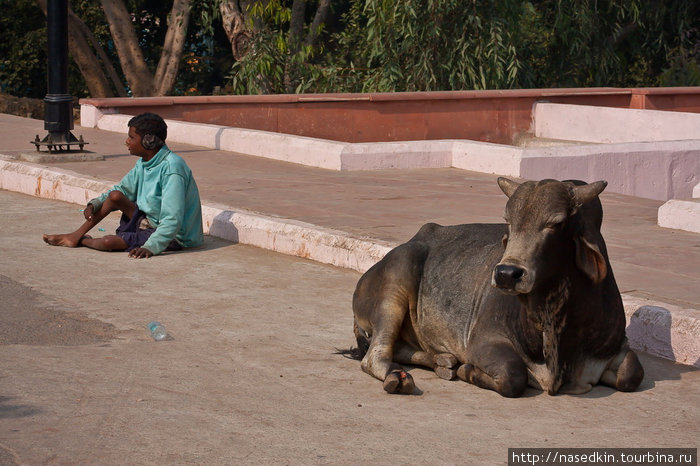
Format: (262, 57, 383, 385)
(658, 183, 700, 233)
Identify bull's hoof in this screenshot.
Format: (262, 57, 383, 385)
(456, 363, 474, 383)
(435, 353, 459, 368)
(435, 366, 457, 380)
(383, 370, 415, 394)
(434, 353, 459, 380)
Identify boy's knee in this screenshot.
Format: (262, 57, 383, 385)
(107, 190, 126, 202)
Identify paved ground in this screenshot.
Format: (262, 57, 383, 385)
(1, 190, 699, 465)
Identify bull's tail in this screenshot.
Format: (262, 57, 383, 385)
(334, 347, 365, 360)
(353, 319, 370, 358)
(336, 320, 370, 360)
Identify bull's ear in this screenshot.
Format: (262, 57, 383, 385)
(575, 236, 608, 284)
(573, 180, 607, 205)
(497, 177, 520, 198)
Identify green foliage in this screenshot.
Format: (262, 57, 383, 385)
(173, 1, 234, 95)
(320, 0, 700, 92)
(515, 0, 700, 88)
(0, 0, 48, 98)
(331, 0, 522, 92)
(659, 44, 700, 87)
(1, 0, 698, 99)
(0, 0, 232, 99)
(656, 13, 700, 86)
(228, 0, 526, 94)
(228, 0, 332, 94)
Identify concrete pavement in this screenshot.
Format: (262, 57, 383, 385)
(1, 189, 698, 465)
(0, 112, 699, 368)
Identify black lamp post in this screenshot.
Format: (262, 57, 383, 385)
(32, 0, 86, 152)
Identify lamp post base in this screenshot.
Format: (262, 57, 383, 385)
(31, 132, 88, 153)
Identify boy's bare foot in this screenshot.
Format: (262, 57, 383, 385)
(43, 233, 82, 248)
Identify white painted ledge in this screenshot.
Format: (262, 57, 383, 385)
(520, 141, 700, 201)
(0, 155, 391, 273)
(0, 156, 111, 204)
(658, 199, 700, 233)
(451, 141, 522, 177)
(624, 296, 700, 367)
(534, 102, 700, 143)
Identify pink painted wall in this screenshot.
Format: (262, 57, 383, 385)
(80, 87, 700, 145)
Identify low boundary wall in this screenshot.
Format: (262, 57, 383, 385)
(80, 87, 700, 145)
(84, 110, 700, 202)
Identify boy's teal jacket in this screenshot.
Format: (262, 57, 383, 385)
(89, 145, 204, 255)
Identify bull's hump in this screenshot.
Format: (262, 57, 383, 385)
(411, 223, 507, 246)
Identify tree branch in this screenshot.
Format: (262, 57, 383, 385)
(220, 0, 254, 60)
(305, 0, 330, 48)
(67, 7, 127, 96)
(154, 0, 192, 95)
(288, 0, 306, 54)
(100, 0, 154, 96)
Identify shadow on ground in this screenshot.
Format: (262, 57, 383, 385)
(0, 275, 116, 346)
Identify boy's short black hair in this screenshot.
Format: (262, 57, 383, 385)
(128, 113, 167, 143)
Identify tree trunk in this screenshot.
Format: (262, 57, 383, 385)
(100, 0, 154, 96)
(305, 0, 330, 47)
(36, 0, 117, 97)
(67, 17, 114, 97)
(154, 0, 192, 96)
(219, 0, 254, 61)
(288, 0, 306, 54)
(284, 0, 330, 93)
(68, 8, 127, 97)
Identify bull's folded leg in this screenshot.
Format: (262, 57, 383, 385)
(393, 342, 434, 368)
(360, 308, 417, 394)
(600, 349, 644, 392)
(457, 343, 528, 397)
(457, 364, 522, 397)
(393, 343, 459, 380)
(353, 242, 428, 395)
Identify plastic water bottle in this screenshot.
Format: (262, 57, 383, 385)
(147, 321, 173, 341)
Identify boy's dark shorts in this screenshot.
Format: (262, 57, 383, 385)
(116, 205, 182, 253)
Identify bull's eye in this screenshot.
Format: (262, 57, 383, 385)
(502, 233, 509, 248)
(543, 214, 566, 233)
(544, 220, 564, 233)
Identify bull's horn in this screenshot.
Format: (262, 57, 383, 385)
(497, 177, 520, 198)
(573, 180, 608, 205)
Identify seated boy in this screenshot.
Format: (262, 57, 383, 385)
(43, 112, 204, 258)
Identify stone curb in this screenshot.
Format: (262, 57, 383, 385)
(658, 199, 700, 233)
(1, 155, 698, 368)
(0, 155, 391, 273)
(623, 297, 700, 368)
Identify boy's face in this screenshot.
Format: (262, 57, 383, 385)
(125, 126, 147, 157)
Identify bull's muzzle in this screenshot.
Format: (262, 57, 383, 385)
(492, 264, 526, 294)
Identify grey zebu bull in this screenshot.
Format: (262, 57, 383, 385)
(352, 178, 644, 397)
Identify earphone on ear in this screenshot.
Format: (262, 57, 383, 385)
(142, 134, 164, 150)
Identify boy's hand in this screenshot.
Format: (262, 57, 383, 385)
(128, 247, 154, 259)
(84, 204, 95, 221)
